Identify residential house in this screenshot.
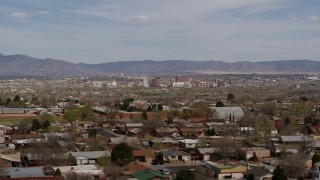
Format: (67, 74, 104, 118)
(162, 149, 191, 162)
(244, 167, 273, 180)
(272, 135, 313, 154)
(53, 164, 105, 179)
(153, 127, 179, 137)
(108, 136, 142, 149)
(196, 148, 216, 161)
(240, 147, 270, 159)
(0, 152, 21, 167)
(179, 127, 207, 137)
(125, 123, 144, 135)
(71, 151, 110, 165)
(72, 121, 93, 129)
(115, 122, 144, 134)
(25, 152, 68, 166)
(149, 137, 179, 150)
(133, 149, 155, 164)
(0, 167, 48, 178)
(10, 134, 42, 143)
(196, 161, 247, 179)
(178, 139, 200, 148)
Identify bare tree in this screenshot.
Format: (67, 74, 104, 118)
(213, 137, 240, 165)
(103, 162, 121, 180)
(282, 154, 310, 179)
(258, 101, 279, 117)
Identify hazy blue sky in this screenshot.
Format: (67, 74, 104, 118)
(0, 0, 320, 63)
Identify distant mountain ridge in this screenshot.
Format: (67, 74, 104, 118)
(81, 59, 320, 74)
(0, 53, 100, 76)
(0, 53, 319, 76)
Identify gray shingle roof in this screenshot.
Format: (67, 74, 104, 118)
(162, 150, 190, 156)
(8, 167, 45, 178)
(280, 135, 312, 142)
(71, 151, 110, 159)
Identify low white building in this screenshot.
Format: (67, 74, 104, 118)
(71, 151, 110, 165)
(162, 150, 191, 162)
(178, 139, 200, 148)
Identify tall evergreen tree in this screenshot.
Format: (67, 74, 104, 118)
(31, 119, 41, 131)
(272, 165, 288, 180)
(54, 168, 62, 176)
(14, 95, 21, 102)
(141, 110, 148, 120)
(216, 101, 225, 107)
(43, 119, 50, 128)
(312, 153, 320, 165)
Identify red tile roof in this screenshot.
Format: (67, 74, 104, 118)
(133, 149, 154, 157)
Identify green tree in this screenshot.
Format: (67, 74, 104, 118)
(227, 93, 235, 102)
(312, 153, 320, 165)
(68, 153, 77, 166)
(284, 117, 291, 125)
(120, 98, 135, 111)
(157, 104, 163, 111)
(216, 101, 225, 107)
(54, 168, 62, 176)
(304, 113, 316, 125)
(246, 174, 255, 180)
(176, 169, 195, 180)
(88, 128, 97, 138)
(111, 143, 134, 166)
(6, 98, 12, 106)
(31, 119, 41, 131)
(206, 128, 216, 136)
(43, 119, 50, 129)
(14, 95, 21, 102)
(272, 165, 288, 180)
(97, 156, 109, 166)
(79, 104, 96, 121)
(63, 109, 79, 123)
(248, 153, 259, 162)
(293, 102, 312, 117)
(141, 110, 148, 120)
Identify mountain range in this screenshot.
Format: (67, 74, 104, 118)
(0, 53, 320, 76)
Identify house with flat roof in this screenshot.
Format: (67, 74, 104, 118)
(196, 161, 247, 180)
(272, 135, 313, 154)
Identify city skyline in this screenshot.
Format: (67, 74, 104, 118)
(0, 0, 320, 63)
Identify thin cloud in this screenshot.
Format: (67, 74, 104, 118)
(10, 12, 30, 21)
(132, 15, 150, 22)
(288, 14, 298, 21)
(308, 16, 319, 23)
(36, 11, 49, 15)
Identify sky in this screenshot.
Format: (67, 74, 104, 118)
(0, 0, 320, 64)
